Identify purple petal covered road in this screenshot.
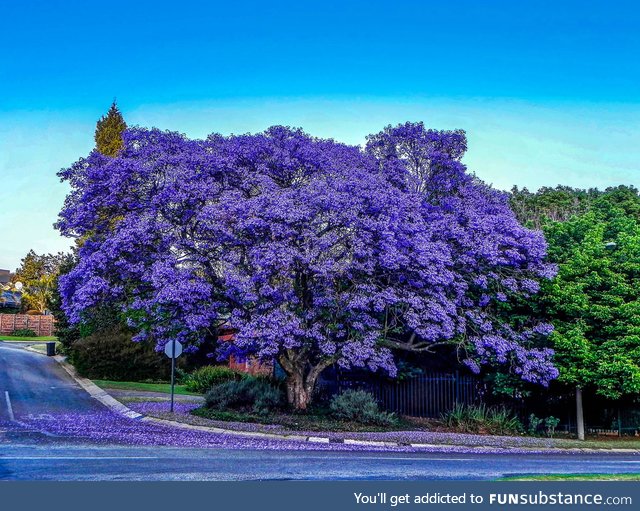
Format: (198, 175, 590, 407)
(2, 342, 640, 480)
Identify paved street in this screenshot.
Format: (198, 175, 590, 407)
(0, 342, 103, 422)
(2, 342, 640, 481)
(2, 444, 640, 481)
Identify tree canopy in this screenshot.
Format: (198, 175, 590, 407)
(14, 250, 67, 313)
(57, 122, 557, 409)
(509, 184, 640, 230)
(543, 201, 640, 400)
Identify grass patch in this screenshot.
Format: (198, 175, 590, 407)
(502, 473, 640, 481)
(0, 335, 57, 342)
(28, 341, 61, 354)
(93, 379, 201, 396)
(554, 438, 640, 450)
(192, 405, 409, 432)
(118, 396, 170, 403)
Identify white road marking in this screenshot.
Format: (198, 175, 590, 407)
(1, 456, 160, 460)
(4, 391, 15, 421)
(352, 457, 473, 461)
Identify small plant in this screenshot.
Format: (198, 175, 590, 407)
(10, 328, 38, 337)
(174, 367, 189, 385)
(329, 389, 398, 426)
(545, 416, 560, 437)
(527, 413, 543, 436)
(184, 365, 243, 393)
(205, 377, 282, 416)
(442, 404, 522, 435)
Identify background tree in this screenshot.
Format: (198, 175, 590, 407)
(52, 102, 164, 380)
(14, 250, 66, 313)
(94, 101, 127, 157)
(543, 198, 640, 437)
(509, 185, 595, 229)
(509, 184, 640, 229)
(49, 253, 81, 352)
(57, 124, 557, 410)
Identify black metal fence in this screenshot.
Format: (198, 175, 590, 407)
(324, 372, 479, 418)
(320, 369, 640, 434)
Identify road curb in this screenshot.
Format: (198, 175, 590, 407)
(24, 345, 45, 355)
(49, 354, 640, 454)
(53, 355, 143, 420)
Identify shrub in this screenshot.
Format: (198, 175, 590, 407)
(70, 324, 170, 381)
(527, 413, 543, 435)
(545, 416, 560, 437)
(184, 365, 243, 393)
(10, 328, 38, 337)
(205, 377, 282, 416)
(329, 389, 398, 426)
(442, 404, 522, 435)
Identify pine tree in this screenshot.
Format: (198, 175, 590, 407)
(94, 101, 127, 156)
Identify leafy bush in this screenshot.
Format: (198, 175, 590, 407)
(545, 416, 560, 437)
(10, 328, 38, 337)
(329, 389, 398, 426)
(70, 324, 170, 381)
(442, 404, 523, 435)
(205, 377, 282, 416)
(527, 413, 543, 435)
(184, 365, 243, 393)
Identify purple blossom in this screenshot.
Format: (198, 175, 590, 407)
(57, 122, 558, 407)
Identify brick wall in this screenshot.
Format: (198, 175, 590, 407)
(0, 314, 55, 337)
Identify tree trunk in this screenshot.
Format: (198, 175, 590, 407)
(576, 386, 585, 441)
(285, 368, 313, 410)
(279, 352, 333, 411)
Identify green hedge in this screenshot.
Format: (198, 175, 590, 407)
(70, 324, 170, 381)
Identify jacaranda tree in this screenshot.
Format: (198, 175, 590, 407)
(366, 123, 557, 379)
(57, 123, 557, 409)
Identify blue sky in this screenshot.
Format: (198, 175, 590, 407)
(1, 0, 639, 270)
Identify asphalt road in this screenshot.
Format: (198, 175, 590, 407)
(2, 342, 640, 481)
(2, 444, 640, 481)
(0, 342, 103, 422)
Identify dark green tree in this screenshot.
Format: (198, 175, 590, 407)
(509, 185, 595, 229)
(509, 185, 640, 230)
(543, 203, 640, 438)
(94, 101, 127, 157)
(49, 253, 81, 353)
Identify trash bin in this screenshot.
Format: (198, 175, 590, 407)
(46, 341, 56, 356)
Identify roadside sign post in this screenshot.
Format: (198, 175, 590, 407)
(164, 339, 183, 413)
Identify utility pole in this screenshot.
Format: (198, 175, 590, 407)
(576, 386, 585, 440)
